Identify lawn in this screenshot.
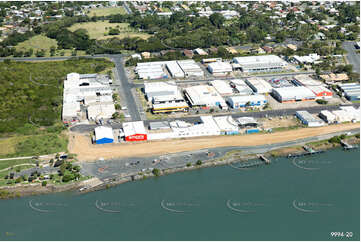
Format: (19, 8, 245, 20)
(87, 6, 127, 17)
(68, 21, 151, 40)
(16, 35, 57, 52)
(15, 34, 86, 57)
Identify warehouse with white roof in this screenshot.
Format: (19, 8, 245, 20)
(319, 110, 337, 124)
(210, 80, 234, 96)
(293, 75, 333, 98)
(207, 61, 233, 76)
(135, 62, 168, 80)
(226, 95, 267, 108)
(144, 81, 188, 113)
(213, 116, 240, 135)
(272, 86, 316, 103)
(233, 55, 286, 73)
(184, 85, 227, 109)
(94, 126, 114, 144)
(144, 81, 178, 100)
(338, 83, 360, 101)
(122, 121, 147, 141)
(62, 72, 114, 123)
(245, 77, 273, 94)
(166, 61, 185, 78)
(177, 60, 204, 77)
(296, 111, 325, 127)
(231, 79, 254, 95)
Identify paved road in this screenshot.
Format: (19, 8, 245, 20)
(111, 55, 141, 121)
(70, 103, 359, 133)
(342, 41, 360, 74)
(123, 2, 132, 14)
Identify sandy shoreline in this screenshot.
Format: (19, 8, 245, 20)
(69, 123, 360, 161)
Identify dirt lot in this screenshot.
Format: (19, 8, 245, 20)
(259, 116, 300, 129)
(68, 123, 359, 161)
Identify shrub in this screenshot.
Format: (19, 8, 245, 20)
(196, 160, 202, 166)
(328, 136, 341, 144)
(152, 168, 160, 176)
(186, 162, 192, 167)
(42, 181, 47, 187)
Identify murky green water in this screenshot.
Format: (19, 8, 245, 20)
(0, 148, 359, 241)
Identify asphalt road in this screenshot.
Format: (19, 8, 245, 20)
(123, 2, 132, 14)
(342, 41, 360, 74)
(111, 55, 141, 121)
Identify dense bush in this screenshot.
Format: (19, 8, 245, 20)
(0, 58, 114, 134)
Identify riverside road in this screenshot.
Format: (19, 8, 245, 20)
(78, 128, 360, 182)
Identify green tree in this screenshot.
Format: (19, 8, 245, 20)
(196, 160, 202, 166)
(42, 181, 47, 186)
(152, 168, 160, 176)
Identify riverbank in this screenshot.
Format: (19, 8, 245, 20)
(1, 131, 359, 199)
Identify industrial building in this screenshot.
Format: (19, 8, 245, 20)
(292, 53, 320, 64)
(319, 110, 337, 124)
(207, 61, 233, 76)
(296, 111, 325, 127)
(210, 80, 234, 96)
(135, 62, 168, 80)
(166, 61, 185, 78)
(338, 83, 360, 101)
(213, 116, 240, 135)
(94, 126, 114, 144)
(272, 86, 316, 103)
(293, 75, 333, 98)
(233, 55, 286, 73)
(230, 79, 254, 96)
(144, 81, 188, 113)
(177, 60, 204, 77)
(144, 81, 178, 100)
(332, 110, 354, 123)
(184, 85, 227, 109)
(245, 77, 273, 94)
(122, 121, 147, 141)
(62, 73, 115, 123)
(149, 121, 171, 130)
(226, 95, 267, 108)
(340, 106, 360, 122)
(237, 117, 258, 128)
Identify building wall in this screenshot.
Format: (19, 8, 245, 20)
(96, 138, 114, 144)
(125, 134, 147, 142)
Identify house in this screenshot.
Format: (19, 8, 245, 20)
(183, 49, 194, 58)
(141, 52, 151, 59)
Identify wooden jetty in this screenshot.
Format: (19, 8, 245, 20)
(257, 154, 271, 164)
(287, 146, 325, 158)
(340, 140, 357, 150)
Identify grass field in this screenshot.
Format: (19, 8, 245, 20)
(0, 133, 68, 159)
(15, 34, 86, 57)
(87, 6, 127, 17)
(68, 21, 151, 40)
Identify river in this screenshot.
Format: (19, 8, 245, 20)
(0, 147, 359, 241)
